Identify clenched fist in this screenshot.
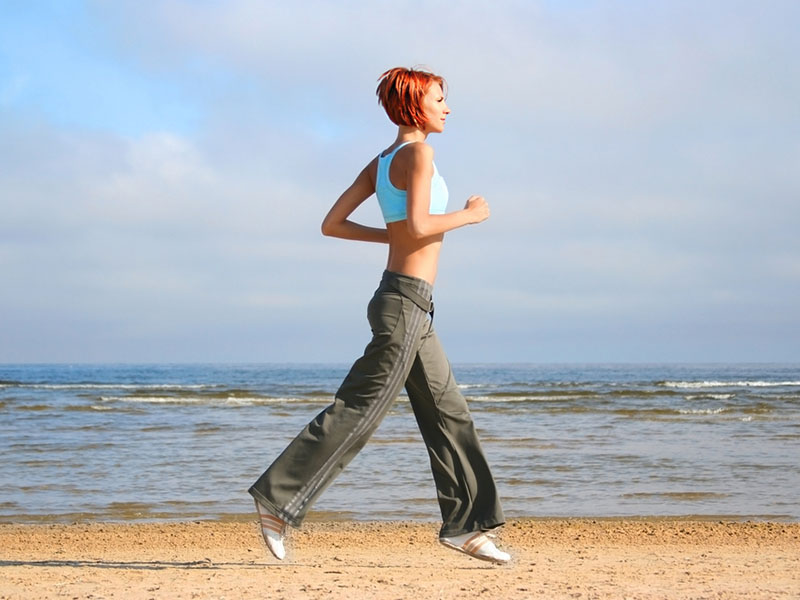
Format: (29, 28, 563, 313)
(464, 195, 490, 224)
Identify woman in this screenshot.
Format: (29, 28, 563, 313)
(249, 66, 510, 564)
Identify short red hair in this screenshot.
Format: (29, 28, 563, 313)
(376, 67, 447, 129)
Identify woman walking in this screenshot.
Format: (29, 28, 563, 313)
(249, 66, 510, 564)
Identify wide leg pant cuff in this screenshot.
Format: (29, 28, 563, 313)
(248, 487, 303, 529)
(439, 519, 506, 538)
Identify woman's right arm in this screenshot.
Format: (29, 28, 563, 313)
(321, 159, 389, 244)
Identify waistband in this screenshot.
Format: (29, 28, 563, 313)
(379, 270, 434, 314)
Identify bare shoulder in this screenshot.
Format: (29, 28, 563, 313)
(404, 141, 434, 159)
(398, 142, 434, 172)
(363, 155, 379, 185)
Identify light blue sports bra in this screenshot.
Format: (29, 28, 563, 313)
(375, 141, 449, 224)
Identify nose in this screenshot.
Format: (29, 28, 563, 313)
(444, 103, 451, 114)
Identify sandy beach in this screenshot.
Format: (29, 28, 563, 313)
(1, 519, 798, 599)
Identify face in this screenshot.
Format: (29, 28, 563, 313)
(421, 83, 450, 133)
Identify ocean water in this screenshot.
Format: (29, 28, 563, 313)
(1, 363, 798, 524)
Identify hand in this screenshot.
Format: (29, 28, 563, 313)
(464, 195, 490, 224)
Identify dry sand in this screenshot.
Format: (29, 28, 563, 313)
(1, 519, 798, 599)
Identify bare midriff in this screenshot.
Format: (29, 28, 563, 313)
(385, 221, 443, 285)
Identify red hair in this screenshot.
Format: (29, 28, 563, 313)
(376, 67, 446, 129)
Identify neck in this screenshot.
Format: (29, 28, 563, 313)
(395, 125, 428, 144)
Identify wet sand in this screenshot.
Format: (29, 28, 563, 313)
(1, 519, 798, 599)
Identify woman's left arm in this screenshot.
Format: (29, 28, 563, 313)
(321, 159, 389, 243)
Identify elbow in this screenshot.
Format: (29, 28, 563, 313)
(406, 221, 429, 240)
(320, 217, 335, 237)
(321, 217, 348, 239)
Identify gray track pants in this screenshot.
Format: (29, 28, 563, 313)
(248, 270, 505, 537)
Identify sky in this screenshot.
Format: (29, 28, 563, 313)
(1, 0, 799, 364)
